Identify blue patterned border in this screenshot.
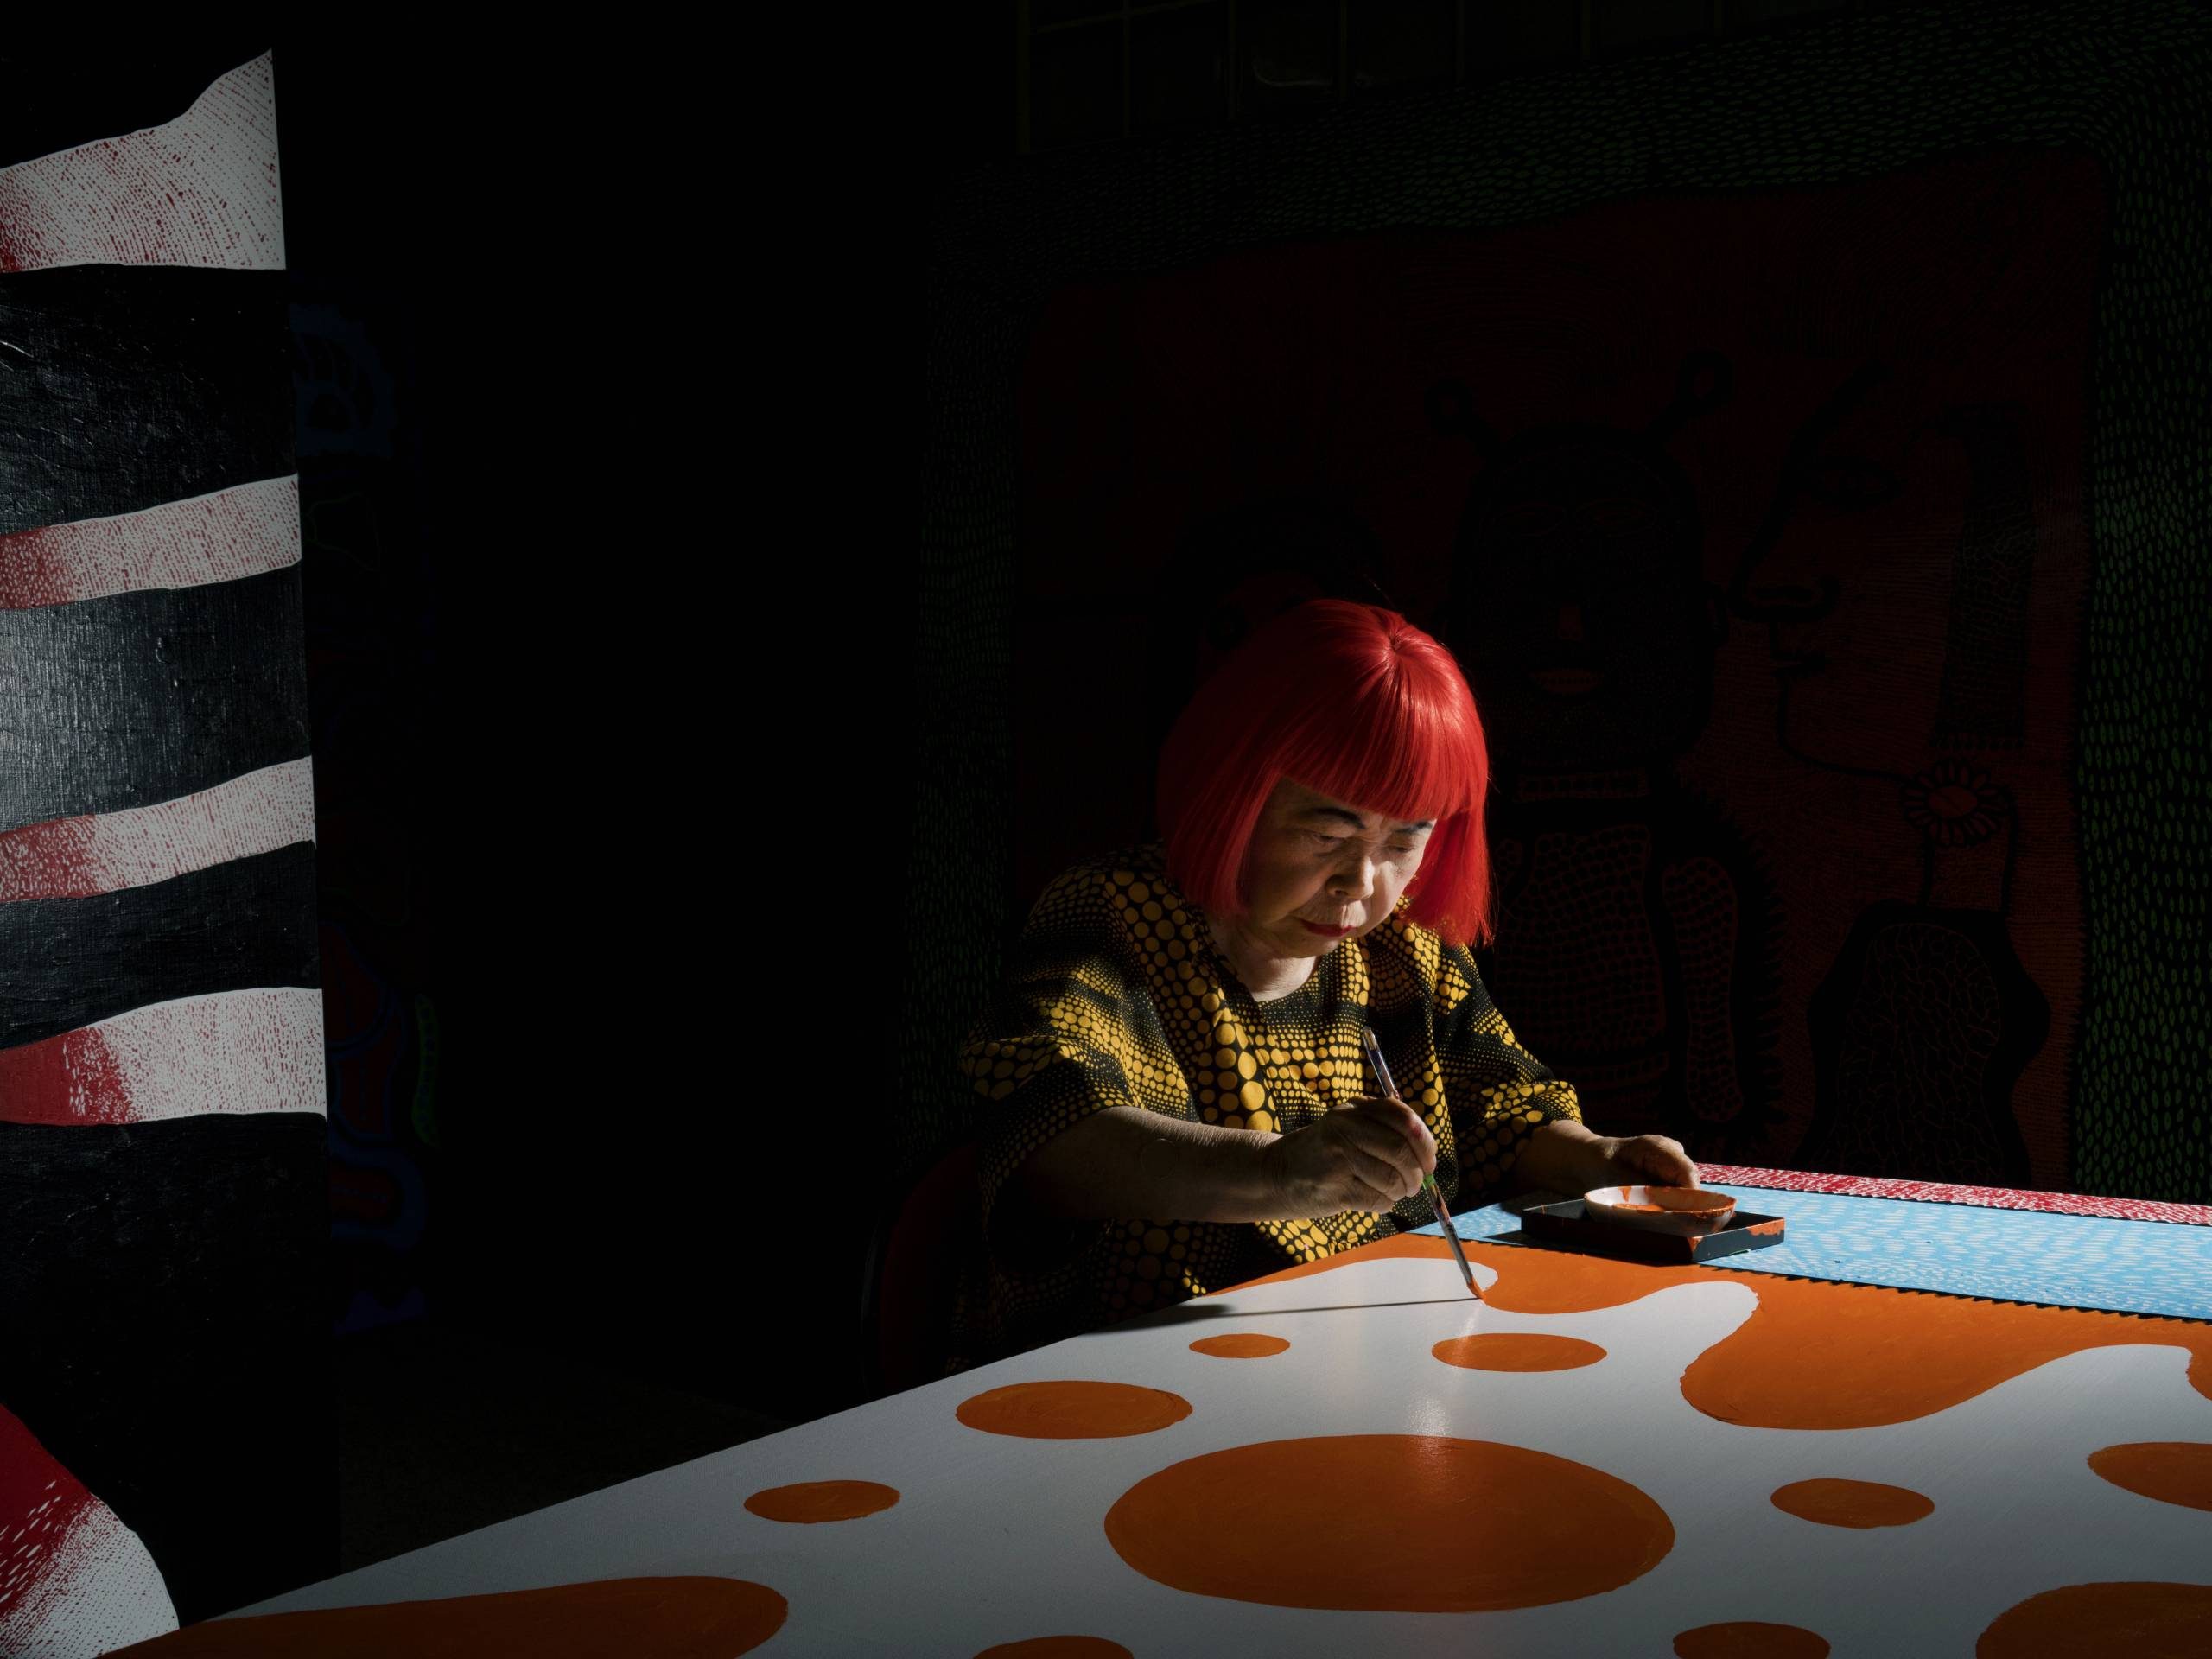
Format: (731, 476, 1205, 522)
(1419, 1185, 2212, 1321)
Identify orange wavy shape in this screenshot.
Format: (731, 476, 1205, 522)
(1467, 1245, 2212, 1429)
(1219, 1237, 2212, 1430)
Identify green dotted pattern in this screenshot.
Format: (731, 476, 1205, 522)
(911, 0, 2212, 1202)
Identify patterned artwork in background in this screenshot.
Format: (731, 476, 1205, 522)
(1695, 1164, 2212, 1229)
(911, 1, 2212, 1208)
(0, 50, 331, 1638)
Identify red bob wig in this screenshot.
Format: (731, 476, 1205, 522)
(1155, 600, 1495, 948)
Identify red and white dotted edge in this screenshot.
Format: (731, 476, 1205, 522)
(1700, 1165, 2212, 1228)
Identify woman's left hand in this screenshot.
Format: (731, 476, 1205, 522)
(1511, 1121, 1701, 1199)
(1594, 1133, 1699, 1191)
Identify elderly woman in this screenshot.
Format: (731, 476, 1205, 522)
(954, 599, 1695, 1364)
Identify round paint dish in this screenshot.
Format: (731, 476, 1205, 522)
(1581, 1185, 1737, 1236)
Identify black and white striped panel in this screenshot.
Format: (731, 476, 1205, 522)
(0, 48, 329, 1641)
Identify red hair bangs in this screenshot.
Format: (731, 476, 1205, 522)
(1155, 600, 1496, 947)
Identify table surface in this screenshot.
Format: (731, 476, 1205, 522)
(211, 1173, 2212, 1657)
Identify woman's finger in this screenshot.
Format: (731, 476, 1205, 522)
(1343, 1137, 1419, 1202)
(1630, 1136, 1697, 1187)
(1347, 1096, 1438, 1173)
(1342, 1117, 1426, 1192)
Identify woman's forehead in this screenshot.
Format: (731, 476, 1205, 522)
(1269, 777, 1432, 830)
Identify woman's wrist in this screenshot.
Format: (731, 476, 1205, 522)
(1023, 1108, 1285, 1223)
(1503, 1117, 1618, 1198)
(1147, 1122, 1287, 1221)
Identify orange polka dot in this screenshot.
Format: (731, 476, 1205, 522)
(1104, 1434, 1671, 1611)
(974, 1640, 1132, 1658)
(1190, 1334, 1290, 1358)
(1977, 1582, 2212, 1656)
(1433, 1333, 1605, 1371)
(1672, 1622, 1829, 1658)
(105, 1578, 786, 1657)
(957, 1380, 1192, 1439)
(1769, 1478, 1932, 1529)
(2087, 1442, 2212, 1512)
(744, 1480, 900, 1523)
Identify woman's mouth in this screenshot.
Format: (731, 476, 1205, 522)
(1299, 919, 1356, 938)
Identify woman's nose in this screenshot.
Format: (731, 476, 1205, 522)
(1330, 856, 1376, 896)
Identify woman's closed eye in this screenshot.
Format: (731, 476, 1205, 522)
(1307, 831, 1421, 856)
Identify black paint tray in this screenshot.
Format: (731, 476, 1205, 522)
(1502, 1198, 1788, 1265)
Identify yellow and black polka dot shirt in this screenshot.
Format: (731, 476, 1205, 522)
(952, 842, 1582, 1367)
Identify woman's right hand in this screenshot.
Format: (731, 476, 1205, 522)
(1262, 1096, 1437, 1216)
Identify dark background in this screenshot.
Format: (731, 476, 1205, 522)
(48, 0, 2190, 1605)
(261, 10, 1000, 1571)
(275, 0, 2019, 1579)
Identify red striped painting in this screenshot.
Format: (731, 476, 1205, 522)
(0, 46, 329, 1647)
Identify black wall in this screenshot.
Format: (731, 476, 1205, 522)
(276, 17, 998, 1424)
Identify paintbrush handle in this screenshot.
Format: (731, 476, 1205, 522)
(1364, 1029, 1478, 1292)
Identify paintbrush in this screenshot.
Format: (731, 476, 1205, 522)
(1361, 1027, 1480, 1298)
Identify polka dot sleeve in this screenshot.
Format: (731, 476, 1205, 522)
(957, 865, 1186, 1268)
(1433, 944, 1584, 1204)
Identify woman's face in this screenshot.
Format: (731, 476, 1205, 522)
(1233, 778, 1434, 961)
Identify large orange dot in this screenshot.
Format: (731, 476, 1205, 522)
(1433, 1332, 1605, 1371)
(974, 1640, 1133, 1658)
(1978, 1582, 2212, 1656)
(744, 1479, 900, 1522)
(1104, 1434, 1672, 1611)
(1770, 1478, 1932, 1529)
(1190, 1334, 1289, 1358)
(2087, 1441, 2212, 1512)
(105, 1577, 786, 1657)
(957, 1380, 1192, 1438)
(1673, 1623, 1830, 1658)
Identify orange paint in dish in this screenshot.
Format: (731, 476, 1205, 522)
(2086, 1442, 2212, 1513)
(744, 1479, 899, 1523)
(105, 1577, 787, 1658)
(1769, 1478, 1933, 1529)
(957, 1379, 1192, 1439)
(1104, 1433, 1672, 1611)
